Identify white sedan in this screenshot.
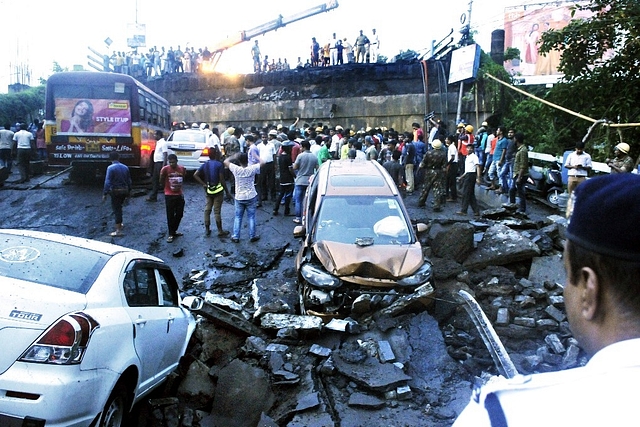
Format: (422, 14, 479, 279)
(0, 229, 202, 427)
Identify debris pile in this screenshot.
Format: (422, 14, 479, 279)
(144, 208, 582, 427)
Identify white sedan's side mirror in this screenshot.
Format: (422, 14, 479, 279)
(182, 296, 203, 311)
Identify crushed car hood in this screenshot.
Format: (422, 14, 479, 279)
(312, 241, 424, 279)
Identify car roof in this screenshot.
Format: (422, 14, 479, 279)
(317, 160, 399, 197)
(168, 129, 207, 143)
(0, 229, 157, 258)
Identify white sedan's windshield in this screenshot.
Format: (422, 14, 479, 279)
(314, 196, 412, 245)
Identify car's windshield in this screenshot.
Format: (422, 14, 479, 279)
(0, 235, 109, 294)
(314, 196, 412, 245)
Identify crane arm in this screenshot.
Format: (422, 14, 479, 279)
(207, 1, 339, 70)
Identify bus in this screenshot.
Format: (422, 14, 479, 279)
(44, 71, 171, 179)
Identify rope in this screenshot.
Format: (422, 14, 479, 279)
(483, 73, 640, 129)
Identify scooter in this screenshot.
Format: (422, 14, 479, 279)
(525, 161, 564, 205)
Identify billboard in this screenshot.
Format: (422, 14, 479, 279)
(448, 44, 481, 84)
(503, 2, 592, 83)
(127, 23, 147, 48)
(55, 98, 132, 137)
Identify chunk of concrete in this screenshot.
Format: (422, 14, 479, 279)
(528, 255, 566, 285)
(332, 352, 412, 392)
(309, 344, 332, 357)
(377, 340, 396, 363)
(260, 313, 323, 331)
(204, 292, 243, 311)
(210, 359, 274, 427)
(463, 224, 541, 270)
(348, 392, 385, 409)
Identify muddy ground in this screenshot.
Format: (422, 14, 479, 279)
(0, 166, 577, 426)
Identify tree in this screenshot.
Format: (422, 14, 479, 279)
(538, 0, 640, 160)
(0, 86, 45, 128)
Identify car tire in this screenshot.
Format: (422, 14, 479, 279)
(547, 189, 561, 205)
(98, 382, 130, 427)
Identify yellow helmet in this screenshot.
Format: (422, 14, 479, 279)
(465, 125, 474, 133)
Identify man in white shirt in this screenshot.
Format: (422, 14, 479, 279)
(0, 122, 15, 173)
(147, 130, 168, 201)
(257, 134, 277, 205)
(564, 141, 592, 197)
(13, 123, 34, 183)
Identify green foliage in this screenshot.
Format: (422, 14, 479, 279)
(504, 47, 521, 62)
(536, 0, 640, 161)
(0, 86, 45, 127)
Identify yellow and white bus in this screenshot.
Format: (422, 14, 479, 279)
(45, 71, 170, 178)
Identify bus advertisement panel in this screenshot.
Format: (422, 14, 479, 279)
(55, 98, 132, 137)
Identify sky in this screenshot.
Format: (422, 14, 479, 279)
(0, 0, 542, 93)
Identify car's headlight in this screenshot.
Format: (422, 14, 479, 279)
(397, 262, 432, 287)
(301, 264, 341, 290)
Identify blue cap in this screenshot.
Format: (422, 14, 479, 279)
(566, 173, 640, 261)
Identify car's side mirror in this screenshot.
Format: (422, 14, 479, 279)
(293, 225, 306, 238)
(182, 295, 203, 311)
(415, 223, 428, 234)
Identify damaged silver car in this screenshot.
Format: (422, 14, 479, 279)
(293, 160, 434, 320)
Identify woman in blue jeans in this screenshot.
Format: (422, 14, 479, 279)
(224, 152, 264, 243)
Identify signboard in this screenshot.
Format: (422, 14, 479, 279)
(127, 23, 146, 48)
(503, 2, 592, 84)
(448, 44, 481, 84)
(55, 98, 132, 137)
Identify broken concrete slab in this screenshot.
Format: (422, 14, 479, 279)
(260, 313, 323, 331)
(528, 255, 565, 286)
(251, 278, 297, 318)
(177, 359, 215, 408)
(348, 392, 385, 409)
(309, 344, 332, 357)
(210, 359, 274, 427)
(377, 340, 396, 363)
(429, 222, 475, 263)
(332, 352, 412, 392)
(371, 282, 434, 320)
(294, 392, 320, 412)
(204, 292, 244, 311)
(196, 301, 267, 339)
(463, 224, 541, 270)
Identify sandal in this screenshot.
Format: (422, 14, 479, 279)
(167, 236, 174, 243)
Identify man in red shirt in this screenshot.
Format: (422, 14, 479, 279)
(160, 154, 187, 242)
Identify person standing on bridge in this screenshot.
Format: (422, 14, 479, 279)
(355, 30, 369, 63)
(251, 40, 262, 73)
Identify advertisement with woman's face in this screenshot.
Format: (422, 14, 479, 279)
(56, 98, 132, 136)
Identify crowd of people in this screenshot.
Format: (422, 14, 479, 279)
(251, 29, 380, 73)
(104, 28, 381, 81)
(113, 118, 520, 243)
(108, 115, 640, 244)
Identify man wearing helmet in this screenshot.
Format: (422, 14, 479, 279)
(606, 143, 634, 173)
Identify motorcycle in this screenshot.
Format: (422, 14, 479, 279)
(524, 161, 564, 205)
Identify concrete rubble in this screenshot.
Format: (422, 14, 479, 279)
(144, 209, 585, 427)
